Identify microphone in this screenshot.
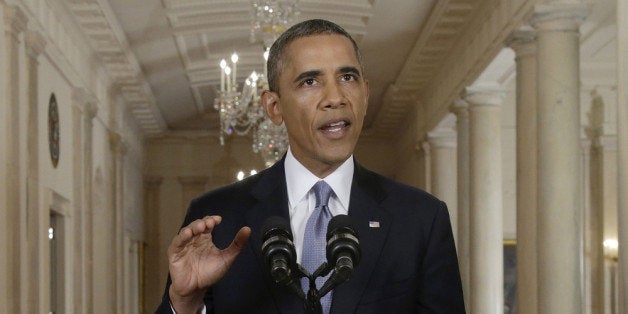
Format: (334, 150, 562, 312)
(260, 216, 305, 300)
(318, 214, 361, 297)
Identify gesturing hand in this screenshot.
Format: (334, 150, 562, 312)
(167, 215, 251, 313)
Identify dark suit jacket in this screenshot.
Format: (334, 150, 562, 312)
(157, 158, 465, 313)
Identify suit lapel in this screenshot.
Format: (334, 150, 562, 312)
(245, 159, 391, 313)
(331, 163, 391, 313)
(245, 158, 303, 313)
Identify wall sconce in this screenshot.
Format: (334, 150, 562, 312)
(603, 239, 618, 261)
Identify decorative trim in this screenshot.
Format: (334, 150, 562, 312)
(370, 0, 537, 139)
(48, 94, 60, 168)
(24, 30, 46, 58)
(531, 3, 590, 31)
(506, 27, 537, 58)
(464, 87, 506, 107)
(64, 0, 167, 135)
(3, 4, 27, 37)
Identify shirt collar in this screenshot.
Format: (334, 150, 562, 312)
(285, 147, 354, 211)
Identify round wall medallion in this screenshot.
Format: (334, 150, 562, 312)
(48, 93, 60, 168)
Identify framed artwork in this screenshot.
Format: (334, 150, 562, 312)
(48, 93, 60, 168)
(504, 240, 517, 313)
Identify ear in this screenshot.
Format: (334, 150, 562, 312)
(261, 90, 284, 126)
(364, 80, 370, 107)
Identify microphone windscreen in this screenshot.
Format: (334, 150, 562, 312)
(261, 216, 293, 240)
(326, 214, 357, 240)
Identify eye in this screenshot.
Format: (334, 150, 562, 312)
(299, 78, 316, 87)
(341, 73, 357, 81)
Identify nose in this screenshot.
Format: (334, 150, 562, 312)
(322, 82, 346, 109)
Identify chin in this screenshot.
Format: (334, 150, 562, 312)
(318, 147, 353, 164)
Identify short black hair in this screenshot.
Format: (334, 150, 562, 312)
(266, 19, 364, 94)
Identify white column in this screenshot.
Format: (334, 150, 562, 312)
(1, 5, 27, 313)
(584, 90, 608, 314)
(531, 3, 588, 313)
(507, 28, 539, 314)
(427, 114, 458, 242)
(452, 99, 470, 311)
(466, 88, 504, 314)
(109, 131, 127, 313)
(83, 96, 97, 314)
(71, 96, 84, 314)
(617, 0, 628, 311)
(71, 88, 97, 313)
(24, 29, 46, 314)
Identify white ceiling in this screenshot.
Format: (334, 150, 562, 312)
(100, 0, 436, 133)
(61, 0, 618, 138)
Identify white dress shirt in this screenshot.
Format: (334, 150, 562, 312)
(284, 147, 353, 263)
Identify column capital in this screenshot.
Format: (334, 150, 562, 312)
(464, 87, 505, 107)
(428, 113, 457, 148)
(531, 2, 590, 31)
(108, 131, 127, 156)
(451, 99, 469, 116)
(428, 132, 457, 149)
(24, 30, 46, 58)
(3, 4, 27, 37)
(506, 27, 537, 57)
(414, 140, 430, 156)
(72, 87, 99, 120)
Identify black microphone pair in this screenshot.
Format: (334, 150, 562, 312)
(260, 215, 361, 306)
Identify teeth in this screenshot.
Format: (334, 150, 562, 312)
(328, 121, 345, 127)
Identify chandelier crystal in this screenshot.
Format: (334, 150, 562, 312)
(250, 0, 300, 47)
(212, 1, 297, 166)
(213, 52, 289, 167)
(213, 52, 267, 143)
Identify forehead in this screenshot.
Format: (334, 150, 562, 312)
(282, 34, 360, 72)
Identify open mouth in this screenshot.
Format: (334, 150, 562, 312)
(319, 120, 351, 136)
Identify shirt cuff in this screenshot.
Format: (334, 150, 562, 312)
(170, 302, 207, 314)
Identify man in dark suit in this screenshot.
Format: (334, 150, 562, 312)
(158, 19, 464, 314)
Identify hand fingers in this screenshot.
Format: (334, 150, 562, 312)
(170, 216, 222, 251)
(222, 226, 252, 263)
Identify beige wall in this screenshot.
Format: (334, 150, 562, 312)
(143, 135, 264, 311)
(0, 1, 145, 313)
(0, 0, 622, 313)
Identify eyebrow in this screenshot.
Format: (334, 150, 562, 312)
(292, 70, 321, 84)
(292, 66, 362, 84)
(339, 66, 362, 77)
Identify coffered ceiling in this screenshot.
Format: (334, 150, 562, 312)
(61, 0, 618, 138)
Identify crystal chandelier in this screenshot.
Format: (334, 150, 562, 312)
(213, 51, 267, 143)
(213, 50, 289, 167)
(250, 0, 300, 47)
(213, 1, 298, 166)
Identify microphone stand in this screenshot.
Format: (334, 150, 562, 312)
(303, 261, 335, 314)
(270, 257, 331, 314)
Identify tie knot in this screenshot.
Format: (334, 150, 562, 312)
(312, 180, 333, 208)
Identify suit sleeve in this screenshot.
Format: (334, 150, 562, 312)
(417, 200, 466, 313)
